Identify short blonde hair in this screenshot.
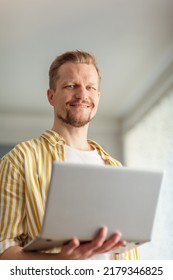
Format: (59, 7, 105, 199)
(49, 50, 101, 90)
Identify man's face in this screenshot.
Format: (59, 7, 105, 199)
(48, 62, 100, 127)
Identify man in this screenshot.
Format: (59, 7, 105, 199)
(0, 50, 138, 260)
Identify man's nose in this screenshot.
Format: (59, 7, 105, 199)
(74, 86, 89, 100)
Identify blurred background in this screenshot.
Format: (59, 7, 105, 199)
(0, 0, 173, 259)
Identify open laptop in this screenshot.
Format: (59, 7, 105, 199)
(24, 162, 163, 254)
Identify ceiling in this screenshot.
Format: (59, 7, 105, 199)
(1, 0, 173, 121)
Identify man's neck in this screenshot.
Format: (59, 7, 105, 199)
(52, 122, 92, 151)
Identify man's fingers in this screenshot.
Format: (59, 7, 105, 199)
(93, 231, 122, 254)
(101, 240, 127, 253)
(60, 227, 108, 259)
(72, 227, 108, 259)
(61, 238, 80, 256)
(83, 227, 108, 251)
(60, 229, 124, 259)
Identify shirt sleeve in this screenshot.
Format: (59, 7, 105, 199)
(0, 157, 27, 255)
(114, 248, 139, 260)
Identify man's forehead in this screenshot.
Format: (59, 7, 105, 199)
(58, 62, 98, 79)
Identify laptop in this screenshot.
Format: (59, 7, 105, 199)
(23, 162, 163, 254)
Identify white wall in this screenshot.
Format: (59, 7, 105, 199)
(0, 111, 53, 144)
(123, 90, 173, 259)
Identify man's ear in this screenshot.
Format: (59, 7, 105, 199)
(47, 89, 54, 106)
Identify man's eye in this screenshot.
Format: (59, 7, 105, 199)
(88, 86, 96, 91)
(65, 85, 75, 89)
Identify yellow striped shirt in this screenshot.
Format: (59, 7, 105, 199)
(0, 129, 138, 259)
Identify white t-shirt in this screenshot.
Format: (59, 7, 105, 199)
(64, 144, 105, 165)
(64, 144, 115, 260)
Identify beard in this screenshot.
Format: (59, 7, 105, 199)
(57, 109, 94, 127)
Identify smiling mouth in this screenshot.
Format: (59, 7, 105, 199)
(69, 103, 90, 108)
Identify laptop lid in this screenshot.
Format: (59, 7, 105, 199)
(24, 162, 163, 252)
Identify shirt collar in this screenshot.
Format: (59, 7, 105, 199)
(41, 130, 66, 146)
(41, 130, 120, 165)
(88, 139, 111, 158)
(41, 130, 106, 152)
(88, 139, 122, 166)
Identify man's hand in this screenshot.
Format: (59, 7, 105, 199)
(60, 227, 126, 259)
(0, 227, 126, 260)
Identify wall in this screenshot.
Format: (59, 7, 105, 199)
(123, 90, 173, 259)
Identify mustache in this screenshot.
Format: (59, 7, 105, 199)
(67, 99, 92, 106)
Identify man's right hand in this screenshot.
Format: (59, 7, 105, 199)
(0, 227, 126, 260)
(60, 227, 125, 259)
